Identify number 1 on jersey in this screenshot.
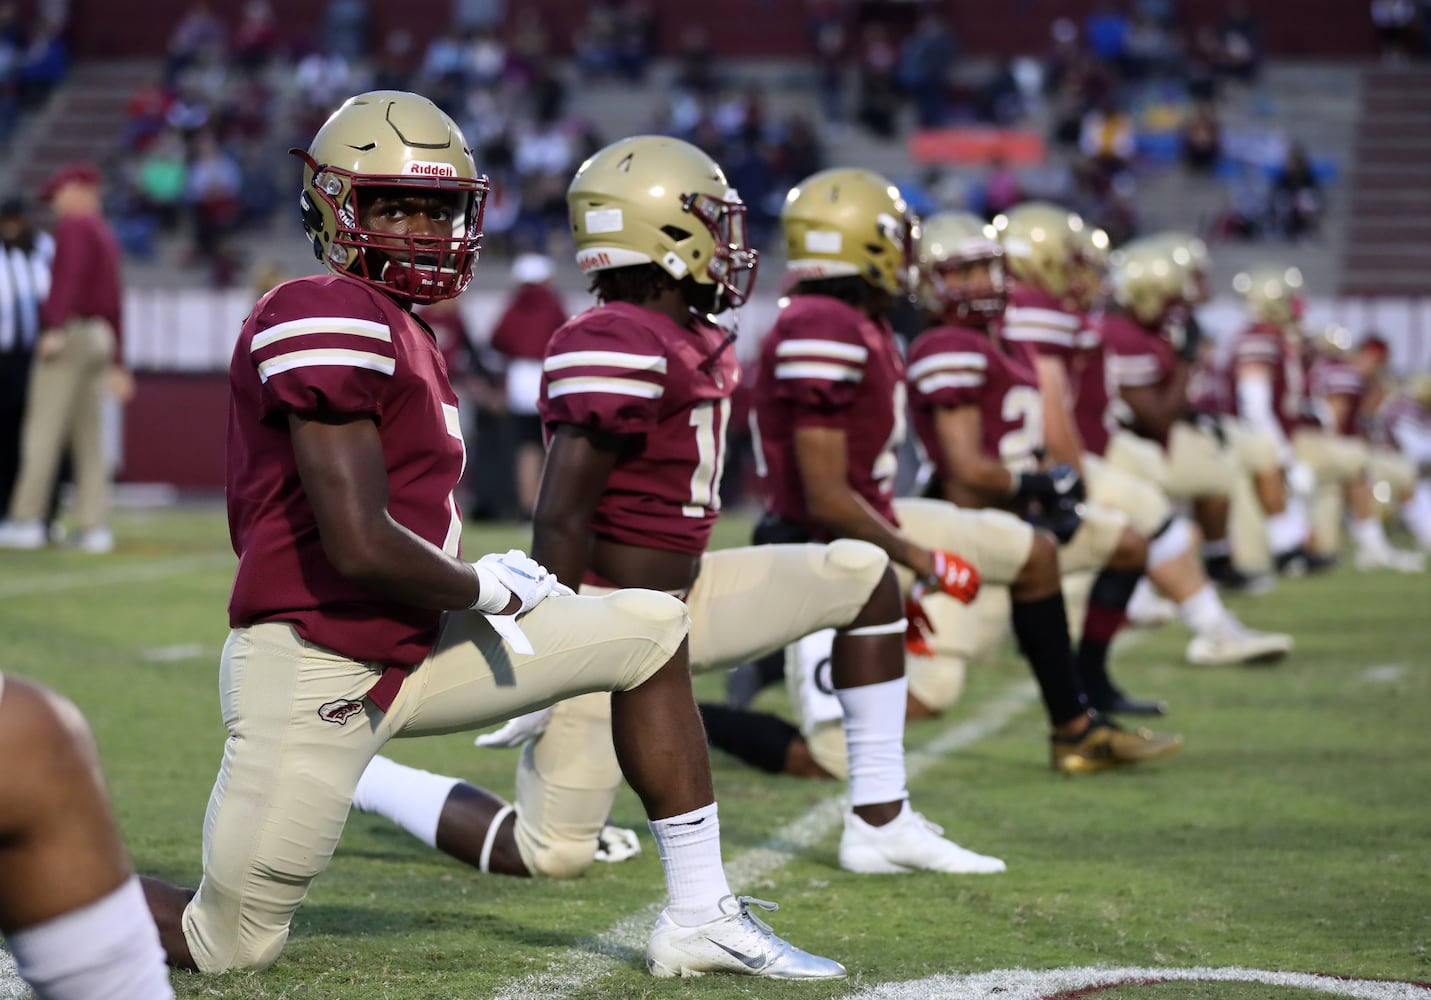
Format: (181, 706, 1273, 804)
(685, 399, 730, 517)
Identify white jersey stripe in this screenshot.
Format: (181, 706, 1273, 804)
(1004, 325, 1076, 347)
(547, 375, 664, 400)
(917, 372, 986, 394)
(775, 339, 870, 363)
(257, 349, 396, 382)
(907, 351, 988, 380)
(775, 360, 863, 382)
(544, 350, 668, 374)
(1004, 306, 1079, 330)
(251, 317, 392, 351)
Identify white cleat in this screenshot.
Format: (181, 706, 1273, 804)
(646, 895, 846, 980)
(839, 801, 1006, 875)
(1354, 544, 1426, 574)
(1185, 616, 1292, 666)
(594, 823, 641, 863)
(0, 520, 45, 550)
(75, 526, 114, 554)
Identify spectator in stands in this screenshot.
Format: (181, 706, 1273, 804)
(898, 11, 955, 128)
(981, 155, 1023, 217)
(1219, 160, 1270, 240)
(0, 164, 128, 554)
(0, 4, 20, 143)
(1079, 95, 1136, 182)
(164, 1, 226, 83)
(1371, 0, 1418, 64)
(1181, 100, 1222, 172)
(808, 0, 848, 125)
(1270, 142, 1323, 241)
(614, 0, 659, 83)
(1215, 0, 1262, 84)
(134, 126, 188, 230)
(856, 22, 900, 138)
(15, 14, 65, 110)
(233, 0, 279, 73)
(186, 130, 244, 281)
(1084, 1, 1130, 70)
(323, 0, 370, 62)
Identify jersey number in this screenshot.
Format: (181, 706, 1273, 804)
(685, 399, 730, 517)
(872, 381, 908, 494)
(998, 386, 1043, 472)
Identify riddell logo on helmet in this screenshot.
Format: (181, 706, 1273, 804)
(403, 161, 457, 177)
(577, 250, 613, 272)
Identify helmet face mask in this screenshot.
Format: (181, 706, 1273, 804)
(294, 91, 489, 303)
(568, 135, 759, 312)
(918, 211, 1006, 324)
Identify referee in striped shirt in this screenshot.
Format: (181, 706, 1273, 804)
(0, 196, 54, 517)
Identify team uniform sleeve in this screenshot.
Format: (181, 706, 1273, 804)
(539, 315, 666, 436)
(1101, 319, 1167, 389)
(906, 330, 988, 411)
(767, 306, 869, 428)
(1233, 329, 1283, 369)
(1002, 299, 1080, 362)
(247, 280, 398, 423)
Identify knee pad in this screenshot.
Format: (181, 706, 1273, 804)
(823, 538, 890, 582)
(525, 837, 598, 881)
(906, 653, 967, 714)
(604, 589, 690, 655)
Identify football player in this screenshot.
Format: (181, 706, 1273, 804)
(996, 203, 1290, 666)
(138, 93, 843, 981)
(0, 674, 174, 1000)
(1305, 329, 1423, 571)
(906, 211, 1171, 720)
(1374, 374, 1431, 551)
(746, 173, 1179, 773)
(355, 135, 1006, 903)
(1229, 266, 1366, 573)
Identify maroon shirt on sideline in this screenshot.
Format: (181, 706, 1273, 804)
(41, 212, 124, 351)
(907, 322, 1044, 483)
(227, 274, 465, 668)
(538, 301, 739, 564)
(492, 283, 569, 360)
(753, 294, 906, 538)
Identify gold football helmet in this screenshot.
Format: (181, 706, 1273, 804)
(1233, 265, 1305, 328)
(1109, 236, 1195, 328)
(1409, 373, 1431, 409)
(292, 90, 488, 302)
(567, 135, 757, 308)
(1151, 230, 1212, 303)
(917, 211, 1006, 322)
(781, 167, 917, 296)
(993, 201, 1107, 308)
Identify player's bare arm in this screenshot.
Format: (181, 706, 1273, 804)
(1120, 362, 1193, 441)
(1032, 355, 1084, 469)
(289, 411, 518, 612)
(529, 423, 621, 589)
(932, 404, 1016, 506)
(792, 424, 934, 577)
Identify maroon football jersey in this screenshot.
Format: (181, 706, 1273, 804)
(538, 301, 739, 558)
(227, 275, 465, 667)
(752, 294, 907, 538)
(1004, 284, 1115, 455)
(1099, 310, 1179, 445)
(1188, 352, 1233, 416)
(1308, 357, 1366, 437)
(1232, 321, 1305, 437)
(907, 323, 1044, 483)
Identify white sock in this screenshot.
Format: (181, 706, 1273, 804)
(351, 754, 461, 848)
(1351, 516, 1388, 552)
(1402, 482, 1431, 549)
(837, 676, 909, 808)
(1266, 501, 1309, 556)
(1202, 538, 1232, 559)
(649, 802, 730, 926)
(1178, 583, 1227, 635)
(9, 875, 174, 1000)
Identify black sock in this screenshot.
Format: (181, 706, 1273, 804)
(1077, 568, 1142, 701)
(1205, 552, 1234, 577)
(697, 703, 800, 774)
(1010, 593, 1087, 727)
(754, 649, 785, 688)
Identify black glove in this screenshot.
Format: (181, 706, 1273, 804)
(1168, 312, 1203, 364)
(1014, 464, 1085, 544)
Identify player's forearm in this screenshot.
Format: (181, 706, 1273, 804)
(324, 517, 484, 610)
(808, 488, 927, 575)
(943, 456, 1016, 505)
(1042, 412, 1084, 469)
(530, 512, 592, 591)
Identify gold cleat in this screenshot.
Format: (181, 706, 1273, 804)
(1051, 720, 1184, 774)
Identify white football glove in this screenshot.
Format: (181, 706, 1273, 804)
(473, 706, 555, 748)
(594, 823, 642, 863)
(470, 549, 572, 615)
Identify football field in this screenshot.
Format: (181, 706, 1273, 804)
(1, 507, 1428, 999)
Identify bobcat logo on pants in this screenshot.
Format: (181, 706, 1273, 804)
(318, 699, 365, 725)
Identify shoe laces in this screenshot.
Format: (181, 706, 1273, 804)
(729, 895, 779, 935)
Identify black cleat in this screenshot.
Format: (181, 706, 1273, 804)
(1274, 547, 1337, 578)
(1090, 691, 1168, 717)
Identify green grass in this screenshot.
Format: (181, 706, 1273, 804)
(2, 507, 1429, 998)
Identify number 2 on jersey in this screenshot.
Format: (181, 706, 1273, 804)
(685, 399, 730, 517)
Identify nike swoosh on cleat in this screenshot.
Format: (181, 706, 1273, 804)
(711, 941, 770, 970)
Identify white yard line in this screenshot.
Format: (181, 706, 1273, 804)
(0, 555, 231, 601)
(492, 681, 1040, 1000)
(838, 965, 1431, 1000)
